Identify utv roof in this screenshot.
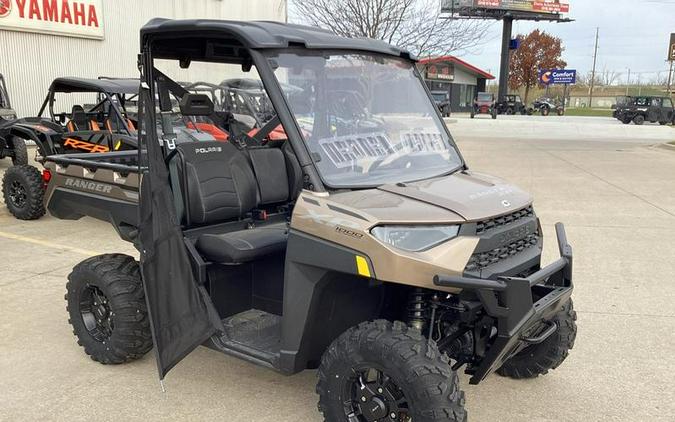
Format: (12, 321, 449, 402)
(49, 77, 139, 94)
(140, 19, 414, 60)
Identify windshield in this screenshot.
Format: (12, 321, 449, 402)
(477, 93, 493, 102)
(268, 52, 462, 188)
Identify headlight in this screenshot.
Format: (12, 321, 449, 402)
(370, 225, 460, 252)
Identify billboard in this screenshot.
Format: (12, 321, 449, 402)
(444, 0, 569, 15)
(669, 33, 675, 61)
(539, 69, 576, 85)
(0, 0, 104, 40)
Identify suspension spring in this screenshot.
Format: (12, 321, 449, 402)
(406, 288, 429, 332)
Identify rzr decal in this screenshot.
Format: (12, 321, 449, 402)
(64, 138, 109, 153)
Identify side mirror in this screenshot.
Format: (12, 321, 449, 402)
(179, 93, 214, 116)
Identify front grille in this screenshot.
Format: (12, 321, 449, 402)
(475, 206, 534, 235)
(465, 233, 540, 272)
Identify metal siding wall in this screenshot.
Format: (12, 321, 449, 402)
(0, 0, 287, 117)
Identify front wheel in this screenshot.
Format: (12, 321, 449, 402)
(541, 107, 550, 116)
(2, 164, 45, 220)
(497, 300, 577, 379)
(66, 254, 153, 364)
(317, 320, 467, 422)
(633, 115, 645, 125)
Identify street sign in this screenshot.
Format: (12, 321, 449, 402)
(669, 33, 675, 61)
(539, 69, 576, 85)
(443, 0, 569, 16)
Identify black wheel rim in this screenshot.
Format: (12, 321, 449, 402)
(344, 367, 411, 422)
(79, 285, 114, 342)
(8, 180, 27, 208)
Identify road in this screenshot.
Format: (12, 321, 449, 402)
(1, 115, 674, 421)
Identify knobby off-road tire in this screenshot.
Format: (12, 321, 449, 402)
(633, 115, 645, 125)
(11, 136, 28, 165)
(317, 320, 467, 422)
(66, 254, 152, 364)
(497, 300, 577, 379)
(2, 164, 45, 220)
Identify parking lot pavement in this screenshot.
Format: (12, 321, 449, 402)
(1, 117, 674, 421)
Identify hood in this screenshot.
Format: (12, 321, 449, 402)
(327, 171, 532, 223)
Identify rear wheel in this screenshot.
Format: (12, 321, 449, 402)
(621, 116, 631, 124)
(66, 254, 152, 364)
(10, 137, 28, 165)
(491, 109, 497, 119)
(317, 320, 466, 422)
(633, 115, 645, 125)
(470, 110, 475, 119)
(2, 164, 45, 220)
(506, 107, 515, 115)
(659, 121, 667, 125)
(541, 106, 550, 116)
(497, 300, 577, 379)
(557, 108, 565, 116)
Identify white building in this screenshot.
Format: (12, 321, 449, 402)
(0, 0, 287, 117)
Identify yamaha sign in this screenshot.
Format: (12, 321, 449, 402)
(0, 0, 104, 40)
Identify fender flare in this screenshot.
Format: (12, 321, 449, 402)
(6, 124, 55, 158)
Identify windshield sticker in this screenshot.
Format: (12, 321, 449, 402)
(318, 133, 394, 168)
(318, 131, 449, 169)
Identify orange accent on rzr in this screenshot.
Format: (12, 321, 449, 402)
(247, 124, 288, 141)
(63, 138, 110, 153)
(66, 121, 76, 132)
(127, 119, 136, 131)
(186, 122, 229, 141)
(90, 120, 101, 131)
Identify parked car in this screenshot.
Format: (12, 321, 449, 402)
(430, 90, 452, 117)
(471, 92, 497, 119)
(42, 18, 576, 422)
(496, 94, 527, 115)
(613, 95, 674, 125)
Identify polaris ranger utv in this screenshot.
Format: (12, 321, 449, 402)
(44, 19, 576, 422)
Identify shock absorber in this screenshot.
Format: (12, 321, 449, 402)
(406, 288, 429, 332)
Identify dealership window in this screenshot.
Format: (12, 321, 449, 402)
(458, 85, 476, 108)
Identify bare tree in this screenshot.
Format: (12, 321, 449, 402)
(289, 0, 490, 57)
(599, 68, 621, 86)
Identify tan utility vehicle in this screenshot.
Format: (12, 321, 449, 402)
(43, 19, 576, 422)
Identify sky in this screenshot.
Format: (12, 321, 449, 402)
(458, 0, 675, 83)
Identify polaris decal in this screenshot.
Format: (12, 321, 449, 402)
(65, 178, 112, 194)
(195, 146, 222, 154)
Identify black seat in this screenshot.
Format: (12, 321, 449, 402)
(67, 105, 89, 131)
(196, 223, 288, 264)
(172, 141, 288, 264)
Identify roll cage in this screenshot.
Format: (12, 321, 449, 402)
(36, 77, 138, 137)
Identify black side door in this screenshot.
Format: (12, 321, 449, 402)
(661, 97, 674, 123)
(647, 98, 662, 122)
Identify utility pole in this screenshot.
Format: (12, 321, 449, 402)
(498, 17, 514, 102)
(667, 60, 674, 95)
(588, 27, 599, 108)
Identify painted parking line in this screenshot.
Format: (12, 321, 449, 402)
(0, 230, 100, 256)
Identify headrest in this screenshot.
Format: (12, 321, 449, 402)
(180, 93, 214, 116)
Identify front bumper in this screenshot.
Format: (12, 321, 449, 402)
(434, 223, 573, 384)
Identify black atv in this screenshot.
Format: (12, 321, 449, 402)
(496, 94, 527, 115)
(613, 95, 674, 125)
(0, 73, 27, 166)
(528, 97, 565, 116)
